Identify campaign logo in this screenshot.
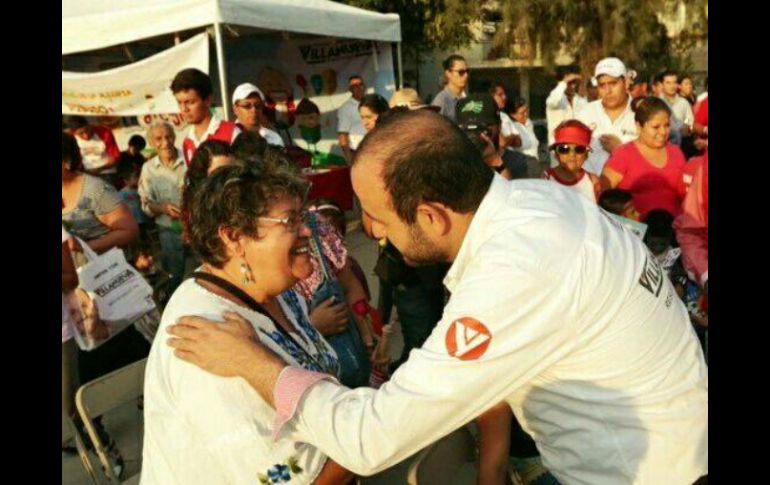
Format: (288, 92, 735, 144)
(445, 317, 491, 361)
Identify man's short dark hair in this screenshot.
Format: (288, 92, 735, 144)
(442, 55, 466, 72)
(487, 83, 506, 96)
(128, 134, 147, 151)
(598, 189, 633, 215)
(116, 152, 143, 180)
(171, 68, 213, 99)
(353, 109, 493, 224)
(556, 65, 579, 81)
(660, 69, 678, 83)
(348, 75, 363, 84)
(232, 131, 268, 163)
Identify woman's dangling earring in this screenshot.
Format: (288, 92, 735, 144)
(240, 261, 253, 285)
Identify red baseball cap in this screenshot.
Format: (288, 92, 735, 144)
(551, 121, 592, 149)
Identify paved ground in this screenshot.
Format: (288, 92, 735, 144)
(63, 227, 418, 485)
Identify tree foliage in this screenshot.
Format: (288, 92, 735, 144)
(338, 0, 483, 89)
(491, 0, 708, 78)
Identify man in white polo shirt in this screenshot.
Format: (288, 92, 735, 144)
(337, 75, 368, 163)
(231, 83, 285, 147)
(576, 57, 638, 176)
(167, 110, 708, 485)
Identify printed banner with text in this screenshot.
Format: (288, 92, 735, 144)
(62, 33, 208, 116)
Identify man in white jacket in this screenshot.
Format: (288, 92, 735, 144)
(168, 109, 708, 485)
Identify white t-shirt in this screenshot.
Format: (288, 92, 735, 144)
(576, 99, 638, 176)
(508, 119, 539, 159)
(337, 97, 367, 150)
(62, 226, 75, 343)
(142, 280, 338, 485)
(259, 127, 285, 147)
(283, 176, 708, 484)
(545, 81, 588, 146)
(543, 168, 597, 202)
(76, 133, 114, 173)
(500, 112, 517, 140)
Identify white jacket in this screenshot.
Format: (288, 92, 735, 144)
(282, 176, 708, 485)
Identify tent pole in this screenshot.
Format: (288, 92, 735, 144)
(396, 42, 404, 89)
(213, 22, 231, 121)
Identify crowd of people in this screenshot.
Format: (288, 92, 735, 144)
(62, 52, 708, 485)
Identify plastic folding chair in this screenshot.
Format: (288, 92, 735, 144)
(76, 358, 147, 485)
(62, 411, 103, 485)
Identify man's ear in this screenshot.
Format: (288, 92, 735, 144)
(415, 202, 451, 237)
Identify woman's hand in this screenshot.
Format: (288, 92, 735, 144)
(310, 298, 349, 336)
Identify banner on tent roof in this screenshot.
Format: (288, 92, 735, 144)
(62, 33, 208, 116)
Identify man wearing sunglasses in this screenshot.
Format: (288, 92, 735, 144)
(232, 83, 284, 147)
(337, 75, 368, 164)
(431, 54, 469, 122)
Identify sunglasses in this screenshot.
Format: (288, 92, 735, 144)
(236, 102, 262, 110)
(555, 144, 589, 155)
(451, 69, 471, 76)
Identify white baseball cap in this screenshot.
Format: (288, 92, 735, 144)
(591, 57, 627, 86)
(232, 83, 265, 104)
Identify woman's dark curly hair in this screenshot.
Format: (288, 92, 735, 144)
(187, 164, 309, 267)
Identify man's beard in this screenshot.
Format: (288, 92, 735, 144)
(399, 223, 446, 266)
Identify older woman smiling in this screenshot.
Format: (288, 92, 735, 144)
(141, 165, 353, 484)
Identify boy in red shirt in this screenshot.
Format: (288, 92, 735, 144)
(170, 68, 240, 166)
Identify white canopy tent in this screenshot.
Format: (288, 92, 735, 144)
(62, 0, 402, 120)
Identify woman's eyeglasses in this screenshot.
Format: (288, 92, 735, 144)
(555, 144, 589, 155)
(258, 211, 308, 234)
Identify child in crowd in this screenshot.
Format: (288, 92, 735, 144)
(117, 154, 153, 271)
(598, 189, 641, 221)
(128, 134, 148, 159)
(543, 120, 600, 202)
(643, 210, 707, 357)
(309, 198, 371, 300)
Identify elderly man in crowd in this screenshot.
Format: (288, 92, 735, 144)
(138, 122, 191, 293)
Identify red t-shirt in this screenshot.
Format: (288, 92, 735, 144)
(694, 97, 708, 127)
(182, 119, 239, 166)
(605, 142, 687, 218)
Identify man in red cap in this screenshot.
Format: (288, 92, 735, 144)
(543, 120, 600, 202)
